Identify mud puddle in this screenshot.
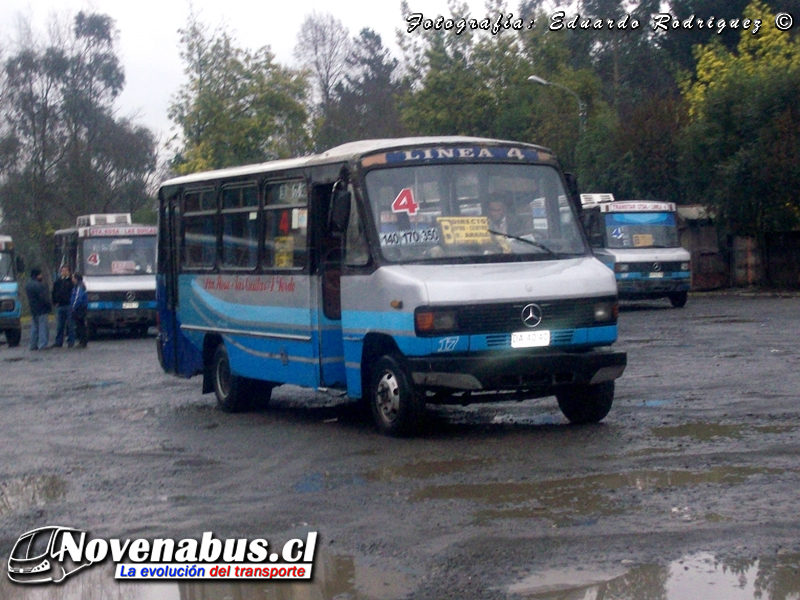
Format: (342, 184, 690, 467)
(509, 552, 800, 599)
(411, 466, 783, 525)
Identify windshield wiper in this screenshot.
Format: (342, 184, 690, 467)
(487, 230, 556, 257)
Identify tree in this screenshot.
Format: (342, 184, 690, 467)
(293, 12, 351, 150)
(0, 11, 157, 269)
(680, 0, 800, 281)
(321, 29, 408, 147)
(169, 12, 310, 174)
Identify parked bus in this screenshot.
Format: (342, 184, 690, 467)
(54, 214, 157, 337)
(156, 137, 627, 435)
(0, 234, 23, 347)
(580, 194, 692, 308)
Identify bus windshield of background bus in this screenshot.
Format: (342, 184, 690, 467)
(364, 163, 586, 263)
(0, 252, 14, 281)
(82, 236, 156, 276)
(603, 212, 679, 249)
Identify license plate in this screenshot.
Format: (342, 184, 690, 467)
(511, 330, 551, 348)
(649, 272, 664, 278)
(122, 302, 139, 309)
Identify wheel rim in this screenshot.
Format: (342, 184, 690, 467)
(216, 353, 231, 400)
(375, 369, 400, 425)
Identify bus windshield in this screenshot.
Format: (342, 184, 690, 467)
(364, 163, 586, 263)
(0, 252, 14, 281)
(82, 236, 156, 276)
(603, 212, 679, 249)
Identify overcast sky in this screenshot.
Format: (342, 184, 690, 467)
(0, 0, 497, 144)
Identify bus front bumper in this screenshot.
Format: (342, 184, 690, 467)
(406, 348, 627, 395)
(0, 316, 21, 330)
(88, 308, 157, 328)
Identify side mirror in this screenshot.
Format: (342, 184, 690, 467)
(329, 188, 351, 233)
(588, 232, 604, 248)
(15, 256, 25, 275)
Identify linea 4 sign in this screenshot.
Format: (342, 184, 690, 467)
(7, 526, 318, 584)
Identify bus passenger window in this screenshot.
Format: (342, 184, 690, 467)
(263, 180, 308, 269)
(221, 184, 259, 270)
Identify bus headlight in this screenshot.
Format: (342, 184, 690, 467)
(415, 308, 459, 335)
(614, 263, 629, 273)
(594, 301, 618, 322)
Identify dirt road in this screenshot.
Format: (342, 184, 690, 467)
(1, 294, 799, 599)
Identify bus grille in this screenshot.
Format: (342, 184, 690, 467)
(456, 298, 610, 334)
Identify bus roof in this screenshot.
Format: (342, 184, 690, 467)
(159, 136, 554, 188)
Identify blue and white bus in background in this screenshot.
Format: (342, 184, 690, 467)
(580, 194, 692, 308)
(54, 214, 157, 337)
(156, 137, 627, 435)
(0, 234, 23, 347)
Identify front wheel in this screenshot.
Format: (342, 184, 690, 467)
(5, 329, 21, 347)
(368, 354, 425, 436)
(669, 291, 688, 308)
(556, 381, 615, 424)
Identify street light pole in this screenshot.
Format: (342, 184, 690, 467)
(528, 75, 586, 133)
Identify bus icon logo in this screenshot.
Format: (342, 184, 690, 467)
(7, 526, 93, 584)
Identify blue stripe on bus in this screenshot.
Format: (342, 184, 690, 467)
(88, 301, 157, 310)
(615, 272, 690, 281)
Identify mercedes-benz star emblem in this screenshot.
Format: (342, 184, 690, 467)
(521, 304, 543, 328)
(126, 291, 137, 302)
(652, 263, 661, 272)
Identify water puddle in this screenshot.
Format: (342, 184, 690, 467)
(0, 475, 67, 517)
(0, 549, 417, 599)
(509, 552, 800, 599)
(411, 466, 783, 525)
(652, 423, 795, 441)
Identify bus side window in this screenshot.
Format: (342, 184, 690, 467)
(182, 188, 217, 270)
(263, 180, 308, 270)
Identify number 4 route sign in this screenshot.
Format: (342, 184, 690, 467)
(392, 188, 419, 216)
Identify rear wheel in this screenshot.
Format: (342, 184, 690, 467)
(556, 381, 614, 424)
(669, 291, 688, 308)
(5, 329, 21, 347)
(213, 344, 251, 412)
(368, 354, 425, 436)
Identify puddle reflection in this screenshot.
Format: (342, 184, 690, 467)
(510, 552, 800, 600)
(0, 550, 416, 600)
(412, 466, 783, 525)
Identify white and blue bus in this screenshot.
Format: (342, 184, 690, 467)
(581, 195, 692, 308)
(0, 234, 23, 347)
(54, 214, 157, 336)
(156, 137, 627, 435)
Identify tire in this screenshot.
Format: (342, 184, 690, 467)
(368, 354, 425, 436)
(669, 291, 688, 308)
(5, 329, 21, 348)
(212, 344, 252, 413)
(556, 381, 615, 424)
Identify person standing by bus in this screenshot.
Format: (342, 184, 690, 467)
(51, 265, 75, 348)
(25, 268, 51, 350)
(70, 273, 89, 348)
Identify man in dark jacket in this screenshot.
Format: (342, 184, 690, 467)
(70, 273, 89, 348)
(25, 268, 51, 350)
(52, 265, 75, 347)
